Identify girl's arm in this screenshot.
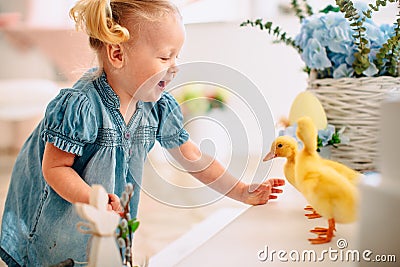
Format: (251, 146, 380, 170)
(42, 142, 92, 204)
(168, 140, 284, 205)
(42, 143, 121, 211)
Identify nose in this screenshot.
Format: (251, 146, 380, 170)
(168, 64, 179, 77)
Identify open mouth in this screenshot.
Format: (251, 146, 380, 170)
(158, 80, 167, 89)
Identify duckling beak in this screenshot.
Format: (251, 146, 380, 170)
(263, 151, 276, 162)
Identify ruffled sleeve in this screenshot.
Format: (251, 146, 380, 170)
(156, 92, 189, 148)
(41, 89, 98, 156)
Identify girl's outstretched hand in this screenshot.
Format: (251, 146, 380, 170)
(107, 193, 122, 212)
(241, 178, 285, 205)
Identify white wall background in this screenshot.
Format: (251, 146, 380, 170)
(0, 0, 398, 121)
(180, 20, 307, 120)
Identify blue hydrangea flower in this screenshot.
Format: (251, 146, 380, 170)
(380, 24, 396, 40)
(318, 124, 336, 147)
(328, 49, 355, 70)
(295, 14, 325, 48)
(365, 20, 386, 49)
(293, 2, 397, 78)
(322, 13, 353, 54)
(301, 38, 332, 70)
(363, 62, 379, 77)
(333, 63, 354, 78)
(353, 1, 369, 18)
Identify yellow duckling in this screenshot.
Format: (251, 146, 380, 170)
(295, 116, 359, 244)
(264, 136, 323, 219)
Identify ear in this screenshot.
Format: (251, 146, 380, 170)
(105, 44, 124, 69)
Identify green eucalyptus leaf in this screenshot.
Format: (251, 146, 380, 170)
(361, 48, 370, 54)
(320, 5, 340, 14)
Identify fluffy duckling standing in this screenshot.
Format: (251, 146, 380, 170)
(264, 136, 322, 219)
(295, 116, 359, 244)
(263, 135, 361, 219)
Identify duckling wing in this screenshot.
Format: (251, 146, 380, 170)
(322, 159, 361, 185)
(297, 166, 359, 224)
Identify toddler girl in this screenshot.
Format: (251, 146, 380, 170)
(0, 0, 284, 266)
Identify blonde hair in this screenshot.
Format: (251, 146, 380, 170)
(70, 0, 180, 51)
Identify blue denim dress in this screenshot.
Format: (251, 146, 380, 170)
(0, 71, 189, 266)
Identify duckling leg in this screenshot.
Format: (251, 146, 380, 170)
(304, 205, 322, 219)
(308, 218, 336, 244)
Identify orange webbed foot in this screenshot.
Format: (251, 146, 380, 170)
(304, 205, 322, 219)
(309, 227, 336, 236)
(308, 218, 336, 245)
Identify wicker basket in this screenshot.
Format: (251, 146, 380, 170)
(307, 76, 400, 172)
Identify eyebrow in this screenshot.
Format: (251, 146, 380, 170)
(157, 47, 177, 53)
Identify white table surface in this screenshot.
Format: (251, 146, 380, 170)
(149, 159, 361, 267)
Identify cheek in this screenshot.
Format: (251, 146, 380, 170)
(136, 70, 162, 90)
(132, 71, 163, 99)
(145, 67, 168, 89)
(138, 64, 166, 82)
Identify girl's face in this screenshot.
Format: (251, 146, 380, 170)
(121, 13, 185, 102)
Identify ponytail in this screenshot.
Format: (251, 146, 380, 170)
(70, 0, 130, 47)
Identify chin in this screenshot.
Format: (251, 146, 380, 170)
(145, 92, 163, 103)
(152, 95, 162, 102)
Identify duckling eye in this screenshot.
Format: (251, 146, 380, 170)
(277, 144, 283, 148)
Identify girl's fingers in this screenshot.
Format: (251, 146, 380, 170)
(108, 193, 122, 211)
(269, 178, 285, 187)
(271, 188, 283, 194)
(108, 193, 119, 202)
(269, 194, 278, 199)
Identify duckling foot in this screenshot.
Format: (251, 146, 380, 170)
(308, 219, 336, 244)
(310, 227, 335, 236)
(304, 205, 322, 219)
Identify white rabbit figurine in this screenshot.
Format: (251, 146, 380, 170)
(75, 184, 123, 267)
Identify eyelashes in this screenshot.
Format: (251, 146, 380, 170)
(159, 55, 180, 62)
